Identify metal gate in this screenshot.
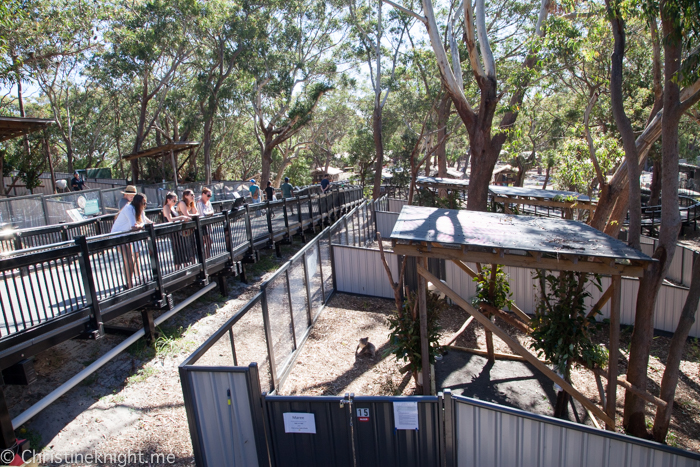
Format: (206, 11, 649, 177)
(262, 394, 443, 467)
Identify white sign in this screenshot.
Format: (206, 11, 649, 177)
(393, 402, 419, 430)
(283, 413, 316, 434)
(66, 208, 84, 222)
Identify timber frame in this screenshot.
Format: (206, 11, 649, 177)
(390, 205, 656, 431)
(0, 116, 55, 142)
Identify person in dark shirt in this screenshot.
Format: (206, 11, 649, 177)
(264, 181, 275, 201)
(320, 174, 330, 193)
(71, 171, 87, 191)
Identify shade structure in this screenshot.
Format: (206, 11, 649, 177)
(121, 142, 200, 162)
(0, 116, 54, 142)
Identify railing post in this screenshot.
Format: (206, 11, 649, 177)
(41, 196, 50, 225)
(265, 201, 273, 241)
(145, 223, 166, 307)
(245, 204, 255, 256)
(193, 216, 209, 285)
(308, 196, 315, 232)
(61, 225, 69, 242)
(222, 209, 236, 269)
(75, 236, 103, 339)
(282, 199, 291, 240)
(260, 288, 279, 391)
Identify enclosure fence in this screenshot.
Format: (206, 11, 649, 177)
(181, 355, 700, 467)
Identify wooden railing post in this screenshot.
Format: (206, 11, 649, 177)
(245, 204, 254, 256)
(193, 216, 209, 285)
(75, 235, 103, 339)
(145, 223, 166, 307)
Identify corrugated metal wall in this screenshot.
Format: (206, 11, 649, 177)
(335, 246, 700, 338)
(388, 198, 408, 213)
(182, 369, 262, 467)
(334, 245, 398, 298)
(450, 393, 700, 467)
(641, 235, 697, 287)
(376, 211, 400, 238)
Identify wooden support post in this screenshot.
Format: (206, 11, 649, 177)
(485, 264, 498, 362)
(417, 256, 431, 395)
(141, 309, 157, 346)
(606, 274, 622, 430)
(417, 263, 614, 427)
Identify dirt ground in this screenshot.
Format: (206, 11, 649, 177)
(9, 239, 700, 466)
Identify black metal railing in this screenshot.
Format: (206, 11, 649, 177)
(0, 187, 362, 352)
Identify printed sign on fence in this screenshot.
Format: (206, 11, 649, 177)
(283, 413, 316, 434)
(393, 401, 419, 430)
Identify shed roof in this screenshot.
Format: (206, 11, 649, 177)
(122, 142, 200, 161)
(390, 205, 652, 263)
(489, 185, 592, 202)
(0, 116, 55, 142)
(416, 176, 470, 189)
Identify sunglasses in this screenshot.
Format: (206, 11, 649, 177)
(203, 193, 211, 197)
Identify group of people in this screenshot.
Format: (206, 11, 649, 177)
(248, 177, 295, 204)
(110, 186, 217, 289)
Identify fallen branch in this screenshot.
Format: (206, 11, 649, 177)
(443, 316, 474, 347)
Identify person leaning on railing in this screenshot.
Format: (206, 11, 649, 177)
(110, 193, 152, 289)
(162, 192, 190, 270)
(196, 187, 215, 257)
(176, 189, 199, 264)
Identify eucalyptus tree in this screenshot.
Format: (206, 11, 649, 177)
(382, 0, 553, 210)
(25, 0, 103, 173)
(98, 0, 200, 182)
(347, 0, 410, 198)
(250, 0, 344, 189)
(617, 0, 700, 438)
(193, 0, 269, 184)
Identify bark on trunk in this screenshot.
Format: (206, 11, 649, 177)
(623, 9, 684, 435)
(649, 159, 661, 206)
(542, 167, 550, 190)
(651, 254, 700, 441)
(371, 105, 384, 200)
(606, 9, 641, 250)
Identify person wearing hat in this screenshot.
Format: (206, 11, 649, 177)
(71, 171, 87, 191)
(119, 185, 138, 210)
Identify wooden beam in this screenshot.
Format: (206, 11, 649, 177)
(479, 302, 532, 334)
(418, 257, 431, 395)
(587, 282, 614, 320)
(443, 316, 474, 347)
(394, 244, 643, 277)
(591, 366, 667, 409)
(606, 275, 621, 430)
(417, 263, 614, 427)
(447, 345, 536, 362)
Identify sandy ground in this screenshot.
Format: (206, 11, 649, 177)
(7, 237, 700, 466)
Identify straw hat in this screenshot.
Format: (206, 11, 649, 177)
(122, 185, 137, 195)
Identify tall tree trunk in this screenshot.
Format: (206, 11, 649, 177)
(542, 166, 550, 190)
(606, 8, 641, 250)
(371, 105, 384, 199)
(649, 158, 662, 205)
(436, 95, 450, 179)
(202, 116, 213, 185)
(651, 254, 700, 441)
(623, 5, 686, 435)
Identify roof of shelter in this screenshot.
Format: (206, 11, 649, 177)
(489, 185, 592, 202)
(0, 116, 55, 142)
(390, 205, 652, 264)
(416, 176, 470, 189)
(122, 142, 200, 161)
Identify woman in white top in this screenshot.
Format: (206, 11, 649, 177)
(196, 188, 215, 257)
(111, 194, 152, 289)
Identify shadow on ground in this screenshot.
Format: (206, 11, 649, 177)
(435, 348, 594, 426)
